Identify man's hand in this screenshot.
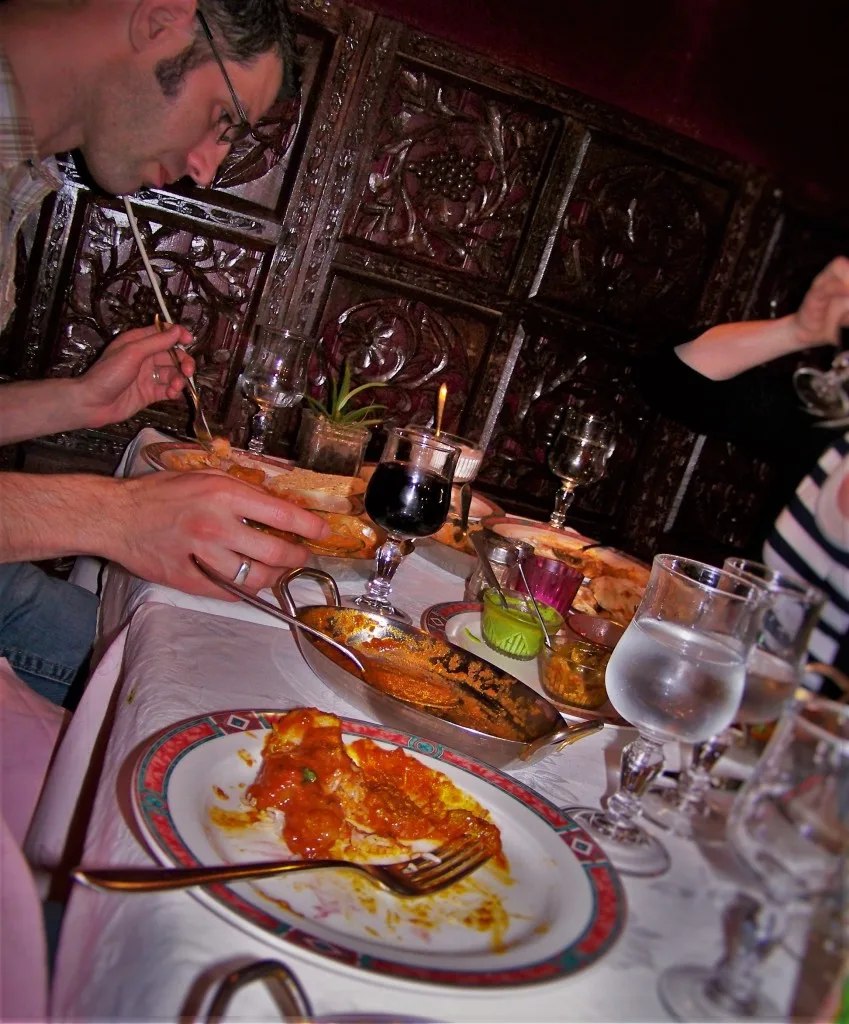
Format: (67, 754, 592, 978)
(792, 256, 849, 349)
(78, 323, 196, 429)
(103, 471, 332, 597)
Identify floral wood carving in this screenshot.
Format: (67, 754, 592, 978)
(47, 203, 265, 417)
(538, 141, 731, 332)
(313, 297, 476, 429)
(344, 63, 557, 282)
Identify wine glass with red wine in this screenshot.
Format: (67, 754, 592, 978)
(354, 427, 460, 621)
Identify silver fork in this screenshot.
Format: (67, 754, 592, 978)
(72, 834, 494, 896)
(154, 314, 215, 449)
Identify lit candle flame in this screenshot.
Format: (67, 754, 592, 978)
(435, 382, 448, 437)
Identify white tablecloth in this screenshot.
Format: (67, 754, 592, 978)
(30, 429, 803, 1021)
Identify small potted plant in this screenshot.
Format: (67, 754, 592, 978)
(296, 361, 386, 476)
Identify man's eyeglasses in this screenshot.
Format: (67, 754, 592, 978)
(196, 10, 256, 146)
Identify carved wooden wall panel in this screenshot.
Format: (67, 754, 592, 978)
(474, 318, 650, 524)
(342, 61, 559, 284)
(533, 132, 733, 334)
(660, 438, 776, 558)
(46, 197, 269, 430)
(310, 273, 497, 432)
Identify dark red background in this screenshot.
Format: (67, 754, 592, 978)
(357, 0, 849, 213)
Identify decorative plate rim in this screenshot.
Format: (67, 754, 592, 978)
(131, 709, 626, 988)
(141, 440, 296, 473)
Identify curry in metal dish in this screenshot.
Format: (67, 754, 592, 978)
(212, 708, 503, 864)
(297, 607, 557, 744)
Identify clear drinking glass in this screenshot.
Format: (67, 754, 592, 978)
(565, 555, 764, 877)
(793, 349, 849, 420)
(658, 696, 849, 1021)
(239, 326, 312, 455)
(547, 409, 616, 528)
(354, 427, 459, 622)
(642, 558, 825, 842)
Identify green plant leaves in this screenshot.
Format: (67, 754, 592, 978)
(314, 360, 388, 425)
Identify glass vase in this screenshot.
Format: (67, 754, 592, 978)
(296, 410, 370, 477)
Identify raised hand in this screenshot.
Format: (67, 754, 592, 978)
(792, 256, 849, 349)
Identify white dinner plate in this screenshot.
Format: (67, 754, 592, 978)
(132, 710, 625, 988)
(421, 602, 630, 729)
(141, 441, 358, 514)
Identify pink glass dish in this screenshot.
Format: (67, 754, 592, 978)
(518, 555, 583, 618)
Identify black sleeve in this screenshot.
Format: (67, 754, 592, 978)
(632, 344, 817, 463)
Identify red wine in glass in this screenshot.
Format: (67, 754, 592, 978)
(354, 426, 459, 621)
(365, 463, 451, 538)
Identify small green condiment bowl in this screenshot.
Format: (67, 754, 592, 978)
(480, 587, 563, 661)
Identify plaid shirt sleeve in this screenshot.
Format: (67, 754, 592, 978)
(0, 44, 62, 332)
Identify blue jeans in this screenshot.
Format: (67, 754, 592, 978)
(0, 562, 99, 707)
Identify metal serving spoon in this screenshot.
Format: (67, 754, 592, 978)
(193, 557, 459, 710)
(517, 560, 553, 650)
(193, 556, 367, 676)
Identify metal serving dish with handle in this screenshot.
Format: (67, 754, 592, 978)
(273, 567, 597, 769)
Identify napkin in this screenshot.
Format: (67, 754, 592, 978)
(0, 658, 66, 1022)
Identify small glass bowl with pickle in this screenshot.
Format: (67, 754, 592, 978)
(480, 587, 563, 660)
(538, 635, 611, 710)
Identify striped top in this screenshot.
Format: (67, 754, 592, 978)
(764, 431, 849, 691)
(0, 42, 62, 331)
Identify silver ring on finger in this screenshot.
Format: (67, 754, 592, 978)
(232, 558, 252, 585)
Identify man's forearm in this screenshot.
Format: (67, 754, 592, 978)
(0, 378, 91, 445)
(0, 472, 126, 562)
(674, 316, 801, 380)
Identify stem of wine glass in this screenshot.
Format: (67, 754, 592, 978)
(361, 534, 407, 609)
(703, 895, 781, 1017)
(247, 407, 270, 455)
(606, 733, 665, 830)
(550, 483, 575, 528)
(674, 730, 734, 813)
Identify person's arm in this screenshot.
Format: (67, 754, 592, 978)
(676, 256, 849, 380)
(0, 470, 330, 597)
(0, 323, 194, 445)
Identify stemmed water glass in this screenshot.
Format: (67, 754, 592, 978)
(642, 558, 825, 842)
(658, 696, 848, 1021)
(565, 555, 764, 877)
(240, 326, 312, 455)
(354, 427, 459, 622)
(547, 409, 616, 528)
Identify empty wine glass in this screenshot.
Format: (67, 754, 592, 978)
(354, 427, 459, 622)
(547, 409, 616, 528)
(642, 558, 825, 842)
(240, 326, 312, 455)
(658, 696, 849, 1021)
(565, 555, 764, 877)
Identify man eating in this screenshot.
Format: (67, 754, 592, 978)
(0, 0, 326, 703)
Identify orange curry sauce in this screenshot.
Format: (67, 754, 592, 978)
(245, 708, 502, 863)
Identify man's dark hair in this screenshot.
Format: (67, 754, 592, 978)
(155, 0, 299, 104)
